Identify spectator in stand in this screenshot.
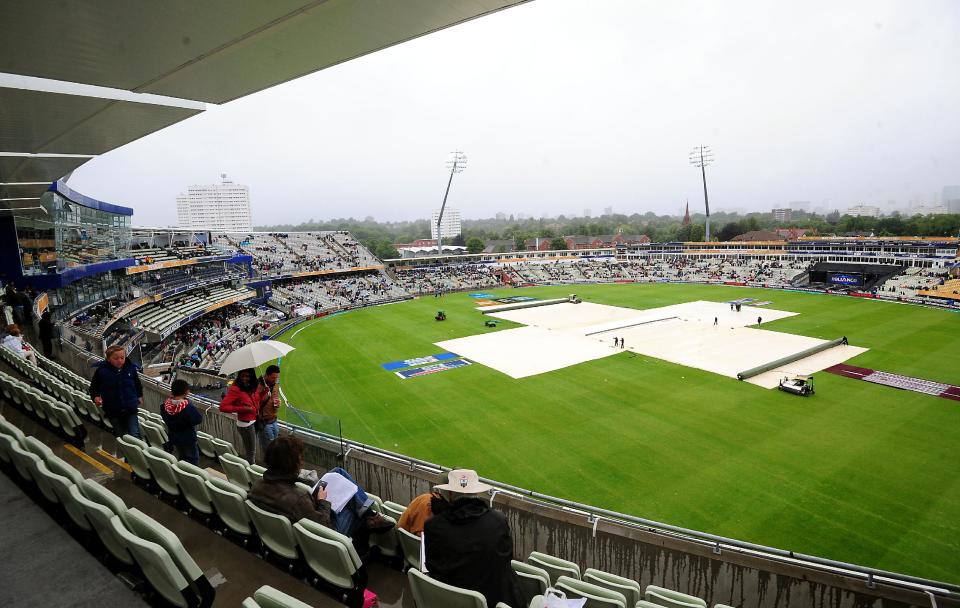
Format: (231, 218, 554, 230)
(161, 379, 203, 465)
(423, 469, 525, 608)
(1, 326, 38, 365)
(38, 309, 55, 359)
(89, 345, 142, 438)
(256, 364, 282, 455)
(219, 367, 259, 463)
(397, 472, 448, 536)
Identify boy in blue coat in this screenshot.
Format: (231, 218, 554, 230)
(161, 379, 203, 465)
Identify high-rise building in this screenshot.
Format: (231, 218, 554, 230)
(583, 208, 592, 218)
(176, 175, 252, 232)
(603, 206, 613, 216)
(944, 185, 960, 213)
(495, 212, 506, 221)
(772, 208, 793, 222)
(846, 204, 880, 218)
(788, 201, 811, 212)
(431, 207, 462, 239)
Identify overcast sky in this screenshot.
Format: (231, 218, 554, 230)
(68, 0, 960, 227)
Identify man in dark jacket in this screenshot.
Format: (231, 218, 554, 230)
(89, 345, 143, 438)
(37, 309, 55, 359)
(423, 469, 525, 608)
(160, 379, 203, 465)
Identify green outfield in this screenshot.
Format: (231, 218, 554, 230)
(276, 283, 960, 583)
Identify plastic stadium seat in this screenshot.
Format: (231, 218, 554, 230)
(407, 567, 486, 608)
(0, 417, 26, 443)
(398, 527, 422, 572)
(70, 485, 134, 565)
(37, 461, 92, 532)
(220, 453, 253, 488)
(124, 507, 215, 607)
(713, 604, 738, 608)
(381, 500, 406, 520)
(108, 515, 193, 608)
(141, 420, 169, 449)
(46, 454, 85, 485)
(247, 463, 265, 484)
(196, 431, 217, 458)
(245, 499, 300, 561)
(117, 435, 153, 482)
(554, 575, 627, 608)
(252, 585, 314, 608)
(511, 560, 551, 600)
(583, 568, 642, 606)
(293, 518, 365, 600)
(22, 435, 54, 461)
(242, 599, 260, 608)
(7, 439, 40, 483)
(211, 437, 238, 457)
(144, 446, 182, 497)
(368, 512, 399, 558)
(205, 477, 254, 540)
(173, 461, 214, 515)
(644, 585, 708, 608)
(0, 432, 14, 466)
(527, 551, 581, 584)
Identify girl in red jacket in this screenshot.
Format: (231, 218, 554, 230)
(219, 367, 259, 464)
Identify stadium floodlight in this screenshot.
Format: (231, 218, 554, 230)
(436, 150, 467, 256)
(689, 145, 714, 241)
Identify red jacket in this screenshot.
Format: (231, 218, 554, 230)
(219, 383, 258, 422)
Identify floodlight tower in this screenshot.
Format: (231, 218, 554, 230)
(436, 150, 467, 256)
(689, 145, 714, 241)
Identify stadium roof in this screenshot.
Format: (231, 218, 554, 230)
(0, 0, 529, 202)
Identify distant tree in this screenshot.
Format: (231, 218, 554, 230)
(466, 237, 484, 254)
(451, 233, 466, 247)
(550, 236, 567, 250)
(718, 221, 742, 242)
(689, 224, 706, 242)
(495, 245, 507, 253)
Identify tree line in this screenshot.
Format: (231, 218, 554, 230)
(257, 211, 960, 258)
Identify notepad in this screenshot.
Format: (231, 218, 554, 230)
(319, 471, 358, 514)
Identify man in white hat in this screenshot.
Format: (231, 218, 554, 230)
(423, 469, 526, 608)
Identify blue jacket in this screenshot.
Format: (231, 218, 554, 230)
(89, 360, 143, 417)
(161, 398, 203, 446)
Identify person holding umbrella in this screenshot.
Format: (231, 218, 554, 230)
(219, 368, 259, 463)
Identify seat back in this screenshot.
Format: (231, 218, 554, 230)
(108, 515, 192, 608)
(69, 485, 134, 565)
(220, 453, 253, 488)
(247, 464, 264, 484)
(293, 518, 362, 590)
(512, 560, 551, 599)
(0, 418, 26, 443)
(196, 431, 217, 458)
(555, 576, 627, 608)
(244, 499, 299, 560)
(381, 500, 406, 520)
(398, 527, 423, 571)
(8, 439, 40, 482)
(80, 478, 128, 517)
(583, 568, 642, 606)
(25, 454, 60, 503)
(252, 585, 314, 608)
(46, 454, 84, 485)
(407, 567, 487, 608)
(369, 512, 399, 557)
(117, 435, 153, 480)
(205, 477, 253, 536)
(0, 431, 14, 464)
(211, 437, 238, 457)
(39, 462, 92, 531)
(144, 446, 181, 496)
(141, 420, 168, 448)
(173, 461, 213, 514)
(528, 551, 581, 584)
(644, 586, 707, 608)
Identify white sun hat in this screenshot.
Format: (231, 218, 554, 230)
(434, 469, 493, 494)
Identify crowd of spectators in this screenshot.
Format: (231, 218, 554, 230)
(272, 271, 407, 313)
(214, 231, 380, 278)
(393, 264, 503, 294)
(160, 303, 273, 371)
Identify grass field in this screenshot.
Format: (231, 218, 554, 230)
(276, 283, 960, 583)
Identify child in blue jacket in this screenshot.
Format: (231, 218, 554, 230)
(161, 379, 203, 465)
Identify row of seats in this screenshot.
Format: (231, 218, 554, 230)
(0, 368, 86, 444)
(0, 415, 213, 607)
(117, 433, 372, 608)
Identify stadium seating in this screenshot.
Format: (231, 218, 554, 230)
(220, 452, 254, 488)
(117, 434, 154, 484)
(527, 551, 581, 584)
(511, 560, 551, 599)
(173, 460, 216, 517)
(144, 445, 182, 498)
(244, 585, 314, 608)
(293, 518, 366, 603)
(205, 476, 256, 542)
(398, 526, 423, 572)
(644, 585, 709, 608)
(583, 568, 643, 606)
(554, 575, 628, 608)
(245, 498, 301, 562)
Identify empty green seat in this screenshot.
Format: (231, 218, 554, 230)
(22, 435, 55, 461)
(196, 431, 217, 458)
(206, 477, 254, 539)
(644, 585, 708, 608)
(173, 461, 214, 515)
(713, 604, 738, 608)
(141, 420, 169, 449)
(555, 575, 627, 608)
(124, 507, 215, 606)
(528, 551, 580, 584)
(0, 432, 14, 465)
(252, 585, 314, 608)
(245, 499, 299, 561)
(7, 439, 40, 483)
(398, 526, 422, 572)
(36, 460, 92, 532)
(211, 437, 238, 457)
(293, 518, 365, 602)
(583, 568, 642, 606)
(381, 500, 406, 520)
(144, 446, 181, 497)
(512, 560, 551, 600)
(46, 454, 85, 485)
(23, 451, 61, 504)
(247, 464, 265, 484)
(117, 435, 153, 481)
(108, 515, 193, 607)
(220, 453, 253, 488)
(80, 478, 128, 519)
(408, 567, 486, 608)
(369, 512, 399, 558)
(70, 484, 134, 565)
(0, 417, 25, 443)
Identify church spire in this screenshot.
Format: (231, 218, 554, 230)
(682, 199, 691, 226)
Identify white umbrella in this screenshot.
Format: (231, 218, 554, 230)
(219, 340, 296, 376)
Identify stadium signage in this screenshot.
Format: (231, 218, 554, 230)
(828, 273, 862, 286)
(381, 352, 458, 371)
(395, 359, 471, 379)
